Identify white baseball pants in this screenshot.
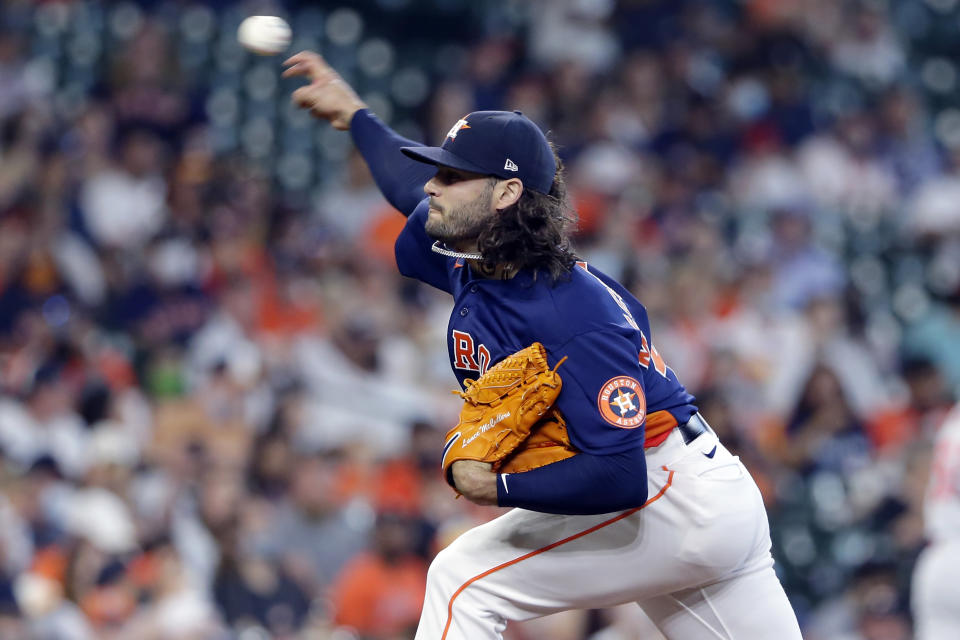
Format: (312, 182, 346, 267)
(415, 427, 803, 640)
(913, 540, 960, 640)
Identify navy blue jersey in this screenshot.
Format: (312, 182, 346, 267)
(349, 108, 695, 512)
(396, 202, 697, 455)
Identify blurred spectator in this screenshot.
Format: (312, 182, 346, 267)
(120, 539, 222, 639)
(876, 87, 940, 197)
(829, 2, 905, 87)
(804, 562, 910, 640)
(767, 205, 845, 312)
(867, 357, 954, 454)
(0, 27, 43, 122)
(904, 288, 960, 395)
(313, 148, 394, 243)
(213, 539, 310, 636)
(330, 511, 429, 639)
(528, 0, 620, 72)
(906, 149, 960, 237)
(779, 364, 872, 477)
(796, 109, 899, 223)
(251, 451, 372, 597)
(78, 125, 169, 252)
(0, 369, 90, 480)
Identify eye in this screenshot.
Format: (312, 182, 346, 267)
(436, 169, 460, 185)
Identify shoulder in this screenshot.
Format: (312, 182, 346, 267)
(534, 269, 633, 341)
(546, 263, 637, 316)
(547, 262, 615, 298)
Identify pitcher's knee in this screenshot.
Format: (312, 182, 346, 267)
(426, 542, 474, 596)
(424, 540, 510, 619)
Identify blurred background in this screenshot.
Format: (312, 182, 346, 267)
(0, 0, 958, 638)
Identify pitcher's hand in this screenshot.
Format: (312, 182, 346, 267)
(451, 460, 498, 506)
(282, 51, 367, 130)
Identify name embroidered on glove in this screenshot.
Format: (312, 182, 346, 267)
(462, 412, 512, 446)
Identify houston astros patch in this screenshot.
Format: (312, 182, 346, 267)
(597, 376, 646, 428)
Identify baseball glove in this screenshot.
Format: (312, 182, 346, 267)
(497, 411, 578, 473)
(441, 342, 575, 488)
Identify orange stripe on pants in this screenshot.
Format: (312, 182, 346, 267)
(440, 466, 676, 639)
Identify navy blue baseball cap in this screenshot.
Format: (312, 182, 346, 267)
(401, 111, 556, 194)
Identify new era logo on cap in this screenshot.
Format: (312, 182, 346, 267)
(400, 110, 556, 194)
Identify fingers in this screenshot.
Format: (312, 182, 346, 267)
(281, 61, 312, 79)
(291, 86, 316, 109)
(282, 50, 316, 68)
(281, 50, 327, 79)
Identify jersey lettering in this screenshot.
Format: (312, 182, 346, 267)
(638, 334, 668, 378)
(477, 344, 491, 375)
(452, 330, 480, 371)
(451, 330, 491, 375)
(650, 343, 668, 378)
(638, 335, 651, 368)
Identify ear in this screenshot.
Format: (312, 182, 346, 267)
(493, 178, 523, 210)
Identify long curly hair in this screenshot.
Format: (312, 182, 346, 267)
(475, 152, 578, 282)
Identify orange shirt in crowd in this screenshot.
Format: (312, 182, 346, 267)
(330, 552, 428, 636)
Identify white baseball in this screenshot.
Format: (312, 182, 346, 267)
(237, 15, 291, 56)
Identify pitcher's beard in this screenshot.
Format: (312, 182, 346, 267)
(425, 216, 485, 245)
(424, 183, 494, 246)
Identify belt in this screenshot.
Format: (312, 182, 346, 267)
(678, 412, 709, 445)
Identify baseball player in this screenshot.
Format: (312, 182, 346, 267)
(913, 403, 960, 640)
(284, 50, 803, 640)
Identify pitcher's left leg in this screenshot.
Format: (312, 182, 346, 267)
(639, 563, 802, 640)
(637, 431, 802, 639)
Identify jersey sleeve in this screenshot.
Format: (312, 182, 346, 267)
(549, 330, 649, 455)
(496, 447, 648, 514)
(349, 109, 437, 217)
(394, 204, 454, 293)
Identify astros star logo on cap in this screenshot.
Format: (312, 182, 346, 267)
(446, 117, 471, 140)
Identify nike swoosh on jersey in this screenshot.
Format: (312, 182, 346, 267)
(703, 445, 717, 459)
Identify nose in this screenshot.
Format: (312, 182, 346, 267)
(424, 176, 439, 197)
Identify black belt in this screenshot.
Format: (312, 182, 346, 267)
(678, 412, 709, 445)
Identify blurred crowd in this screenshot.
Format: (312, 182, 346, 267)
(1, 0, 959, 638)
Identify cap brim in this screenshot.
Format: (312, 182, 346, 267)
(400, 146, 492, 176)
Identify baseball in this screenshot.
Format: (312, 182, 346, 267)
(237, 15, 291, 56)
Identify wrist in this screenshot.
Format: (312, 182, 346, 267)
(346, 105, 369, 129)
(451, 460, 498, 505)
